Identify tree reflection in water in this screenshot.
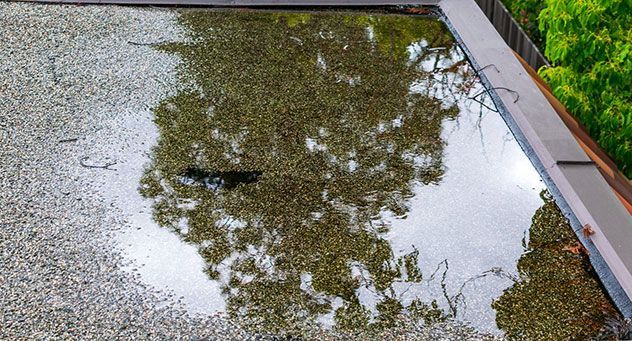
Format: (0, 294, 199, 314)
(492, 192, 619, 339)
(140, 10, 477, 334)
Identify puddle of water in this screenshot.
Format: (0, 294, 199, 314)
(102, 104, 225, 315)
(383, 96, 546, 334)
(120, 208, 226, 314)
(118, 9, 620, 338)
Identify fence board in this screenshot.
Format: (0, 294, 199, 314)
(474, 0, 549, 70)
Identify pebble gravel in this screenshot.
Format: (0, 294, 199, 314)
(0, 2, 494, 339)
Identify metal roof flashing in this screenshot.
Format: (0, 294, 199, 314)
(438, 0, 632, 316)
(18, 0, 442, 5)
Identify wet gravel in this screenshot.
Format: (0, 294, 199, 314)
(0, 2, 494, 339)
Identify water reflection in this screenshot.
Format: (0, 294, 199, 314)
(493, 192, 618, 339)
(140, 11, 473, 334)
(137, 10, 618, 337)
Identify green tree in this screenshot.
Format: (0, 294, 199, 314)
(538, 0, 631, 178)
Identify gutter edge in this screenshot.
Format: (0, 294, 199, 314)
(438, 0, 632, 316)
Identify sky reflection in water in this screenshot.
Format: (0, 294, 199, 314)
(130, 10, 616, 337)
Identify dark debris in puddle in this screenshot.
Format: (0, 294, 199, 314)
(180, 167, 262, 191)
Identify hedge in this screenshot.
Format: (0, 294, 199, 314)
(503, 0, 631, 178)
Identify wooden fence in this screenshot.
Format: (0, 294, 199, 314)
(474, 0, 549, 70)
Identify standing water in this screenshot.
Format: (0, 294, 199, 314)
(123, 9, 620, 338)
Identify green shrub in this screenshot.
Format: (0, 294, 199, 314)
(539, 0, 631, 178)
(502, 0, 631, 178)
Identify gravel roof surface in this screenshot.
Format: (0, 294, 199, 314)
(0, 2, 493, 339)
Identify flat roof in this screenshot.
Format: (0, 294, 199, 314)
(16, 0, 632, 316)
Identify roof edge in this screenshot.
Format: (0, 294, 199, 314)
(13, 0, 441, 5)
(439, 0, 632, 316)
